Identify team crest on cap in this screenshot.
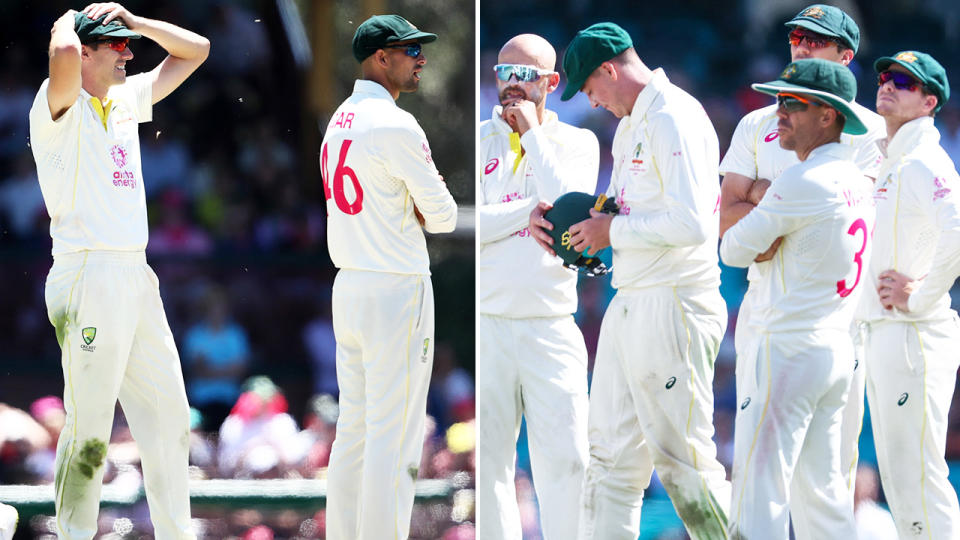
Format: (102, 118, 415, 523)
(781, 64, 798, 79)
(801, 6, 825, 18)
(895, 51, 919, 63)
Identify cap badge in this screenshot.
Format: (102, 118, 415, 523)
(801, 7, 825, 18)
(895, 51, 918, 63)
(781, 64, 798, 79)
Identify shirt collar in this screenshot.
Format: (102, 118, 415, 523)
(885, 116, 939, 160)
(353, 79, 395, 102)
(629, 68, 668, 119)
(806, 141, 853, 161)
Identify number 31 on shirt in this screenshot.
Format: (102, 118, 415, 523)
(321, 140, 364, 215)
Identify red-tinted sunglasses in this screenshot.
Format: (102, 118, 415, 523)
(788, 29, 838, 50)
(878, 70, 923, 92)
(95, 37, 130, 52)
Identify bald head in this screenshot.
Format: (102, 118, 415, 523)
(499, 34, 556, 71)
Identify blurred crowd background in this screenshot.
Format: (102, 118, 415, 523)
(481, 0, 960, 538)
(0, 0, 474, 538)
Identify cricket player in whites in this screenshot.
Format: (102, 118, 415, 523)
(29, 4, 208, 539)
(719, 3, 885, 497)
(322, 15, 457, 540)
(532, 22, 731, 539)
(721, 58, 874, 539)
(477, 34, 598, 539)
(862, 50, 960, 539)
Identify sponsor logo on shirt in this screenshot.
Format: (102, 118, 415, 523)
(764, 131, 779, 142)
(874, 174, 893, 201)
(615, 187, 631, 215)
(933, 176, 951, 201)
(422, 141, 433, 165)
(110, 144, 137, 190)
(501, 192, 531, 237)
(110, 144, 128, 168)
(485, 158, 499, 175)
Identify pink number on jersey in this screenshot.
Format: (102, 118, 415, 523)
(321, 139, 364, 215)
(837, 218, 867, 298)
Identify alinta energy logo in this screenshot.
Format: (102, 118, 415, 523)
(80, 327, 97, 352)
(110, 144, 137, 190)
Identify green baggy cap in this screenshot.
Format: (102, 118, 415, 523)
(74, 12, 141, 44)
(352, 14, 437, 63)
(875, 50, 950, 113)
(752, 58, 867, 135)
(561, 22, 632, 101)
(785, 4, 860, 53)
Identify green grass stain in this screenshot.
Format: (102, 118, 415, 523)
(75, 438, 106, 479)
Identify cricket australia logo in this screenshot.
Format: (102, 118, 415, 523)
(421, 338, 430, 362)
(781, 64, 798, 79)
(81, 327, 97, 352)
(801, 6, 825, 18)
(109, 144, 128, 168)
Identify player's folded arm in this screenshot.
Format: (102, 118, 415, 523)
(719, 180, 815, 267)
(381, 125, 457, 233)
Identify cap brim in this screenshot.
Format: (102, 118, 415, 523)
(874, 56, 925, 83)
(785, 19, 854, 50)
(103, 28, 141, 39)
(560, 76, 586, 101)
(388, 30, 437, 44)
(785, 19, 842, 39)
(751, 81, 867, 135)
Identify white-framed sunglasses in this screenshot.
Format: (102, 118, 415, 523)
(493, 64, 556, 82)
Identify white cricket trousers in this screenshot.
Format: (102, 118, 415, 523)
(326, 270, 434, 540)
(728, 330, 856, 540)
(579, 286, 730, 540)
(45, 251, 194, 540)
(737, 287, 865, 498)
(476, 314, 589, 540)
(864, 317, 960, 540)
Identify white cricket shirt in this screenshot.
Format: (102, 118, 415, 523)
(861, 116, 960, 322)
(720, 143, 875, 333)
(29, 74, 153, 255)
(322, 80, 457, 275)
(477, 106, 599, 317)
(606, 69, 722, 290)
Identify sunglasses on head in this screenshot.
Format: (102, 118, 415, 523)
(878, 70, 923, 92)
(777, 92, 824, 113)
(788, 29, 838, 50)
(94, 37, 130, 52)
(383, 42, 422, 57)
(493, 64, 556, 83)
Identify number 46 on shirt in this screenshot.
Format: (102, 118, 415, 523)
(321, 140, 364, 214)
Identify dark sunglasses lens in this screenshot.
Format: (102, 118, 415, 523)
(405, 44, 421, 57)
(789, 30, 827, 48)
(879, 71, 919, 91)
(777, 96, 806, 112)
